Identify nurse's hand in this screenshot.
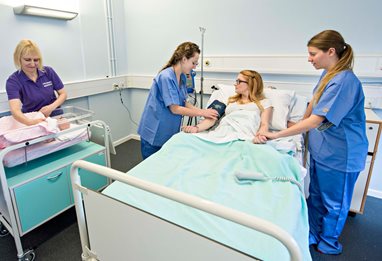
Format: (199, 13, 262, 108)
(182, 125, 199, 133)
(259, 131, 279, 140)
(253, 134, 267, 144)
(39, 104, 55, 117)
(201, 108, 218, 120)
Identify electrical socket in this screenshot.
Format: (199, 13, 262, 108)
(365, 97, 373, 108)
(365, 97, 382, 109)
(113, 82, 126, 90)
(113, 83, 120, 90)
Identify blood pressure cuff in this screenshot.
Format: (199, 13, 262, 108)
(208, 100, 226, 119)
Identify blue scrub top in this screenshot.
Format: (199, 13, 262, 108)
(138, 67, 187, 147)
(6, 66, 64, 113)
(309, 70, 368, 172)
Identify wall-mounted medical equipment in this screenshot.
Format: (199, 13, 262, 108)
(186, 70, 197, 105)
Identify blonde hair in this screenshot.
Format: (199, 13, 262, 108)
(161, 42, 200, 71)
(14, 39, 43, 71)
(308, 30, 353, 106)
(228, 70, 265, 111)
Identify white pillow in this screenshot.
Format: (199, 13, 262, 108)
(263, 88, 295, 130)
(289, 94, 308, 123)
(207, 84, 236, 106)
(207, 84, 295, 130)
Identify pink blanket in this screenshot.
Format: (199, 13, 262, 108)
(0, 112, 59, 149)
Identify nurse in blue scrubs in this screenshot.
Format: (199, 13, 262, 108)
(260, 30, 368, 255)
(138, 42, 218, 159)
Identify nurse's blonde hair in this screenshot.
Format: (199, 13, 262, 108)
(228, 70, 265, 111)
(308, 30, 354, 106)
(161, 42, 200, 72)
(14, 39, 44, 71)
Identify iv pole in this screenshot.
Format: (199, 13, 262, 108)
(199, 27, 206, 109)
(186, 27, 206, 126)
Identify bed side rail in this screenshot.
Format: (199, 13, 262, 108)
(71, 160, 303, 261)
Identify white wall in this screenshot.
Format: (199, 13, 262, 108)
(121, 0, 382, 199)
(123, 0, 382, 75)
(0, 0, 128, 90)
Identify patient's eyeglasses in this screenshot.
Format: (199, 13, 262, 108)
(235, 79, 248, 85)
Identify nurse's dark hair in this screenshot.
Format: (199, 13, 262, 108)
(228, 70, 265, 111)
(161, 42, 200, 71)
(14, 39, 44, 71)
(308, 30, 354, 105)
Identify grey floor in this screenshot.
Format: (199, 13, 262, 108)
(1, 139, 381, 260)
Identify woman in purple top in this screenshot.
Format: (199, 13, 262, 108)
(6, 39, 67, 126)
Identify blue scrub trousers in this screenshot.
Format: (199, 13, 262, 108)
(307, 158, 359, 254)
(140, 138, 161, 160)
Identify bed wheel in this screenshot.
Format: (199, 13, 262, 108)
(18, 249, 36, 261)
(0, 222, 10, 237)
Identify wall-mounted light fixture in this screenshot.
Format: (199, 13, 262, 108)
(13, 5, 78, 20)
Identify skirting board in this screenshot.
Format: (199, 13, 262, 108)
(367, 189, 382, 199)
(113, 134, 140, 147)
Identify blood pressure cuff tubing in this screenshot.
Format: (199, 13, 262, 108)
(208, 100, 226, 119)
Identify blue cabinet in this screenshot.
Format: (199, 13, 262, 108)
(6, 141, 107, 235)
(78, 152, 107, 191)
(14, 167, 71, 232)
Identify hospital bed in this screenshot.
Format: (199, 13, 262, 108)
(0, 106, 112, 261)
(71, 85, 311, 261)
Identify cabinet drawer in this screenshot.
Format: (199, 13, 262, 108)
(78, 151, 107, 191)
(366, 123, 379, 153)
(13, 168, 71, 233)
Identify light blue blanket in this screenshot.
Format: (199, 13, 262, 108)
(103, 132, 311, 261)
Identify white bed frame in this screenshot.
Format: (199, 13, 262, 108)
(71, 160, 303, 261)
(0, 120, 111, 261)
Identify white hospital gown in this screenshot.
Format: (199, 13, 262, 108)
(194, 99, 271, 143)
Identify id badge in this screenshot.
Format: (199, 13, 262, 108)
(316, 121, 334, 132)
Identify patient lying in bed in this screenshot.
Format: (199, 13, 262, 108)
(183, 70, 272, 144)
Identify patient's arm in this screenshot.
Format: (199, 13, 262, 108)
(182, 118, 216, 133)
(253, 107, 272, 144)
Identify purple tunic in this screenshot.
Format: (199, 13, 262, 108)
(6, 66, 64, 113)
